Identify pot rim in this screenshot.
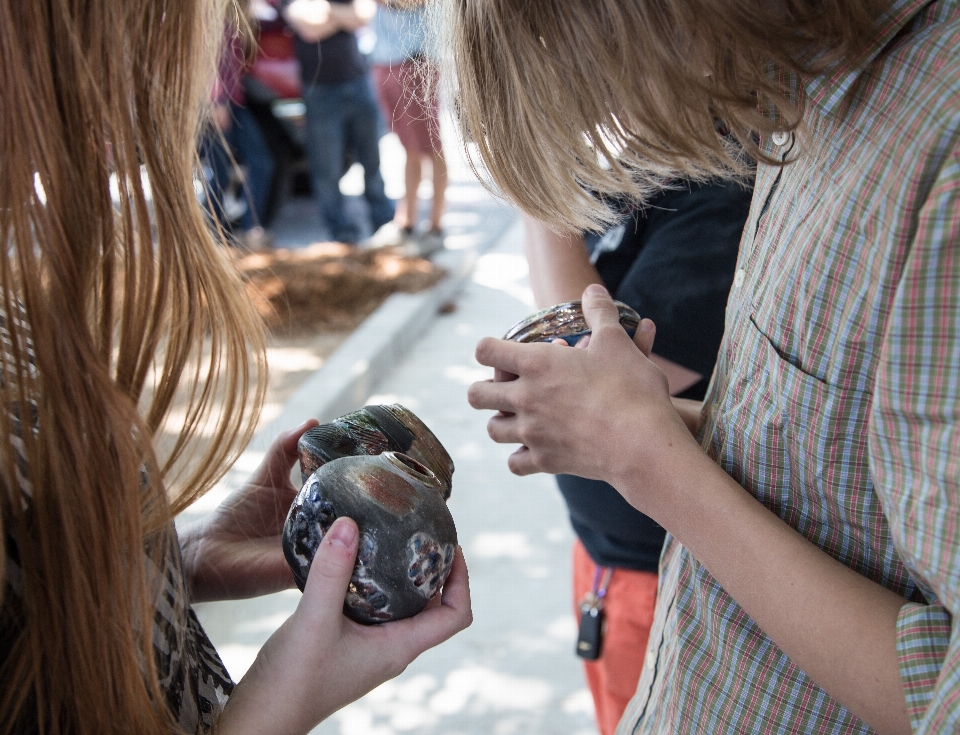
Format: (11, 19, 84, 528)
(382, 451, 442, 488)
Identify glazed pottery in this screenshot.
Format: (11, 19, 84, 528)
(503, 299, 641, 345)
(297, 404, 454, 499)
(283, 451, 458, 624)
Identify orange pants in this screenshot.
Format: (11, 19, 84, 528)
(572, 540, 658, 735)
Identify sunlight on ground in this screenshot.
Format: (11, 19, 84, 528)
(563, 689, 597, 718)
(441, 211, 482, 228)
(547, 616, 579, 641)
(472, 253, 535, 308)
(445, 184, 497, 203)
(470, 531, 535, 559)
(266, 346, 327, 373)
(444, 231, 486, 250)
(443, 364, 493, 385)
(256, 401, 284, 427)
(450, 440, 483, 462)
(216, 643, 261, 680)
(328, 666, 556, 735)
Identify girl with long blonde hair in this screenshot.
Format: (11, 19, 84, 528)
(0, 2, 471, 733)
(451, 0, 960, 733)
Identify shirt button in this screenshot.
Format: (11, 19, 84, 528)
(772, 130, 790, 146)
(645, 654, 655, 670)
(733, 269, 745, 288)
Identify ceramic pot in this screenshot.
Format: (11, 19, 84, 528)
(503, 299, 640, 345)
(282, 451, 458, 624)
(298, 404, 454, 499)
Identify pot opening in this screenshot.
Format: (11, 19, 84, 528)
(385, 451, 440, 486)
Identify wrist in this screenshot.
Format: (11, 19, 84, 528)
(671, 397, 704, 435)
(607, 410, 718, 526)
(177, 518, 207, 602)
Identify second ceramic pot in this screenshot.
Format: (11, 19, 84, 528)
(503, 299, 641, 345)
(297, 404, 454, 499)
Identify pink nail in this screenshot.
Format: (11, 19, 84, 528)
(326, 518, 357, 549)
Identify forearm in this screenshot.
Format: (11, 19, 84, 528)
(523, 217, 704, 394)
(621, 448, 911, 735)
(284, 0, 338, 42)
(671, 397, 703, 435)
(329, 0, 375, 32)
(523, 216, 601, 308)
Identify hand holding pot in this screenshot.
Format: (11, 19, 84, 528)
(219, 517, 472, 735)
(469, 284, 698, 512)
(180, 419, 320, 603)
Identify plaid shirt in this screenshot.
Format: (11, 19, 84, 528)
(619, 1, 960, 732)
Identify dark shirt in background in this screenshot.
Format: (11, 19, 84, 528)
(282, 0, 368, 86)
(559, 179, 752, 572)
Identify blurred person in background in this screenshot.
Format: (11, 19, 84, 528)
(203, 10, 277, 253)
(282, 0, 395, 243)
(0, 2, 471, 734)
(367, 1, 448, 258)
(523, 174, 751, 735)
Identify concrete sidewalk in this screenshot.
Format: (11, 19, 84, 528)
(191, 217, 601, 735)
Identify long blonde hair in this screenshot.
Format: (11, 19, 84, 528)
(0, 1, 266, 733)
(437, 0, 886, 231)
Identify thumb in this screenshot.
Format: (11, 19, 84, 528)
(581, 283, 625, 342)
(301, 517, 359, 622)
(632, 318, 656, 357)
(250, 418, 320, 488)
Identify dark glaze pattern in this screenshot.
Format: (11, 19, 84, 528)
(283, 451, 458, 625)
(298, 404, 454, 499)
(503, 299, 641, 344)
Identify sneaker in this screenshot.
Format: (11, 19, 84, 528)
(366, 222, 413, 249)
(399, 228, 445, 259)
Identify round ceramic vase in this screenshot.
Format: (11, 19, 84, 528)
(283, 451, 458, 624)
(502, 299, 641, 344)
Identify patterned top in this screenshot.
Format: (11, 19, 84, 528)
(0, 306, 234, 733)
(619, 1, 960, 733)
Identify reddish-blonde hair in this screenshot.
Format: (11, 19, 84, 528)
(0, 1, 265, 733)
(437, 0, 886, 231)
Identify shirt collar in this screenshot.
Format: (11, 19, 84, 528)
(804, 0, 934, 115)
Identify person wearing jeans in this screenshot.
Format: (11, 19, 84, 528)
(300, 76, 394, 243)
(283, 0, 394, 243)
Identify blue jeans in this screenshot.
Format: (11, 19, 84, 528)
(302, 76, 395, 243)
(203, 103, 275, 231)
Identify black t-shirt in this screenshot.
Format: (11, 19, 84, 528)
(559, 178, 752, 572)
(282, 0, 367, 86)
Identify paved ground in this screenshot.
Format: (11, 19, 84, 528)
(189, 124, 601, 735)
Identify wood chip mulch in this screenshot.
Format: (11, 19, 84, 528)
(233, 243, 446, 334)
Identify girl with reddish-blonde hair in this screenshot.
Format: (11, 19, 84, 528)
(0, 2, 470, 734)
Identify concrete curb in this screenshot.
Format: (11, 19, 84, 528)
(245, 243, 479, 453)
(178, 210, 515, 517)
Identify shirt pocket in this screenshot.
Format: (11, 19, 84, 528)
(719, 316, 918, 598)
